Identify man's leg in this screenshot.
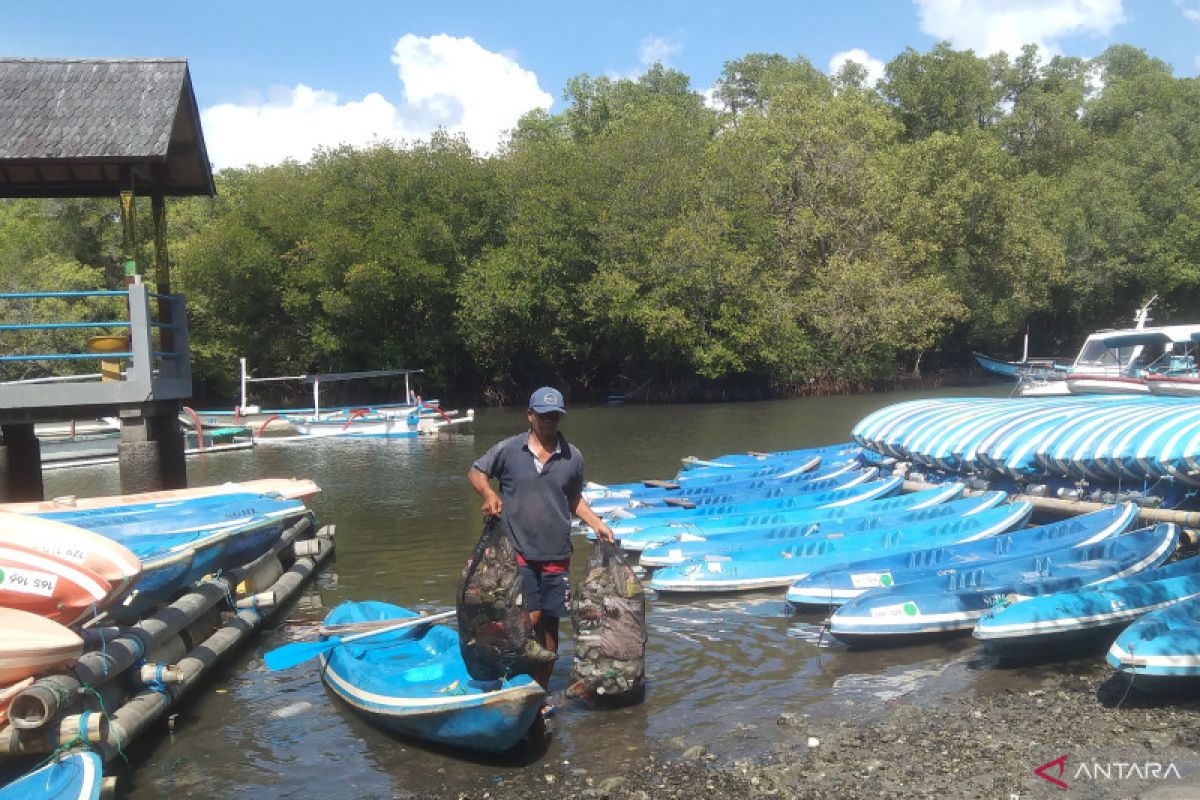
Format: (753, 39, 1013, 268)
(528, 611, 558, 690)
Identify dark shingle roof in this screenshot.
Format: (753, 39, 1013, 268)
(0, 58, 215, 197)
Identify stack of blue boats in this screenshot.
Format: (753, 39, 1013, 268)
(597, 440, 1200, 685)
(29, 490, 310, 619)
(851, 394, 1200, 486)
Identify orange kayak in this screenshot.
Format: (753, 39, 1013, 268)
(0, 512, 141, 603)
(0, 541, 113, 625)
(0, 608, 83, 684)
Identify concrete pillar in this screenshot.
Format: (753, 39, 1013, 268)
(0, 423, 44, 502)
(117, 406, 186, 494)
(151, 411, 186, 489)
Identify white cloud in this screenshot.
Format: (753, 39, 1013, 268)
(200, 34, 552, 169)
(828, 48, 887, 87)
(638, 36, 683, 67)
(1179, 1, 1200, 23)
(913, 0, 1126, 56)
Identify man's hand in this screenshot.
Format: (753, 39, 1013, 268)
(594, 521, 615, 543)
(480, 490, 503, 517)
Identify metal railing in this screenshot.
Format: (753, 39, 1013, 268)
(0, 283, 191, 410)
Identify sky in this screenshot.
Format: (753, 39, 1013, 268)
(3, 1, 1198, 169)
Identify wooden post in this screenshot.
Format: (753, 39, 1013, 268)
(152, 185, 175, 355)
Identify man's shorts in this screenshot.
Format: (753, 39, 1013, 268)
(518, 561, 570, 618)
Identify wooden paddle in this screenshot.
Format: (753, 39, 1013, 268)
(263, 610, 456, 671)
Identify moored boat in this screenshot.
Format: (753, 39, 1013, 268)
(976, 555, 1200, 659)
(0, 478, 320, 514)
(614, 483, 963, 551)
(0, 542, 113, 625)
(639, 491, 1008, 568)
(648, 501, 1034, 593)
(1107, 593, 1200, 686)
(827, 524, 1179, 647)
(0, 608, 84, 685)
(0, 512, 142, 603)
(0, 750, 103, 800)
(785, 503, 1139, 607)
(318, 601, 544, 753)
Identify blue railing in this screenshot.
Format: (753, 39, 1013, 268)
(0, 283, 191, 407)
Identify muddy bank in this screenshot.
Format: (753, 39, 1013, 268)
(430, 662, 1200, 800)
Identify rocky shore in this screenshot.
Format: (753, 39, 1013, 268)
(436, 665, 1200, 800)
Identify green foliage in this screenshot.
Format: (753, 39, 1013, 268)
(3, 43, 1198, 400)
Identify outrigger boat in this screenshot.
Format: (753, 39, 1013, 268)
(193, 359, 438, 432)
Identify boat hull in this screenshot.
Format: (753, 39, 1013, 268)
(0, 608, 84, 685)
(828, 525, 1178, 646)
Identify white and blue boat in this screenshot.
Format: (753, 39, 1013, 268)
(828, 524, 1179, 646)
(591, 461, 868, 514)
(785, 503, 1139, 607)
(976, 554, 1200, 659)
(0, 751, 103, 800)
(585, 453, 825, 501)
(648, 502, 1033, 593)
(318, 601, 544, 753)
(678, 443, 862, 471)
(1107, 593, 1200, 685)
(607, 475, 901, 532)
(614, 483, 963, 551)
(638, 492, 1008, 568)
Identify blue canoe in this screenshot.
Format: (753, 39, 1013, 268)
(587, 458, 858, 512)
(608, 476, 902, 533)
(614, 483, 964, 550)
(677, 443, 862, 471)
(976, 555, 1200, 659)
(318, 601, 545, 753)
(1107, 593, 1200, 683)
(785, 503, 1140, 607)
(604, 466, 879, 519)
(108, 513, 297, 619)
(648, 502, 1034, 593)
(585, 453, 825, 501)
(639, 492, 1008, 568)
(38, 493, 305, 538)
(0, 751, 103, 800)
(828, 524, 1179, 646)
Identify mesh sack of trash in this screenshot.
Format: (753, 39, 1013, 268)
(567, 540, 647, 705)
(456, 517, 555, 681)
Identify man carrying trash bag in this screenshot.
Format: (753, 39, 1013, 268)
(467, 386, 615, 699)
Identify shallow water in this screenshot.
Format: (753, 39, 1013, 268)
(40, 385, 1046, 798)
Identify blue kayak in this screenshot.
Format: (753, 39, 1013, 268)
(678, 443, 862, 471)
(107, 513, 295, 619)
(828, 524, 1179, 646)
(639, 492, 1008, 568)
(585, 453, 824, 500)
(1108, 593, 1200, 683)
(0, 751, 103, 800)
(608, 476, 902, 531)
(785, 503, 1140, 607)
(976, 555, 1200, 659)
(604, 466, 880, 519)
(614, 483, 964, 550)
(38, 493, 305, 539)
(587, 459, 858, 512)
(319, 601, 544, 753)
(648, 502, 1034, 592)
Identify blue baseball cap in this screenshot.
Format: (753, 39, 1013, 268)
(529, 386, 566, 414)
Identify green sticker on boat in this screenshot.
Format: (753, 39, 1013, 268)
(903, 601, 918, 616)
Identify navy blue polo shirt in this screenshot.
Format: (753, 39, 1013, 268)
(471, 431, 584, 560)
